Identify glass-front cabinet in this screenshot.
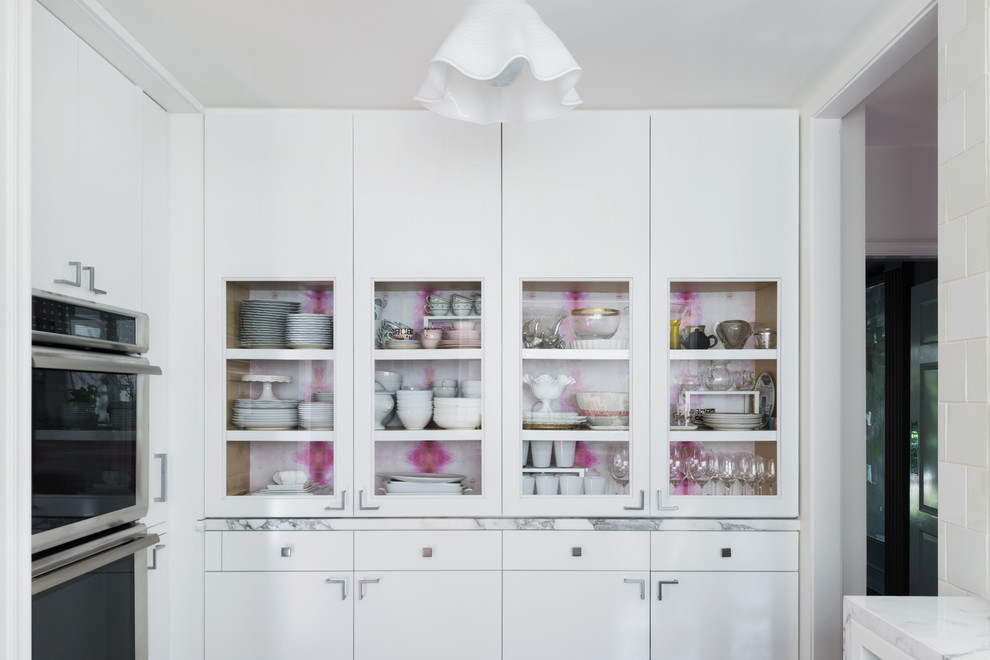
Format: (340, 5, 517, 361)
(207, 279, 351, 516)
(655, 279, 796, 517)
(354, 279, 501, 516)
(504, 279, 649, 515)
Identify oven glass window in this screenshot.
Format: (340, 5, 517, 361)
(32, 553, 136, 660)
(32, 368, 138, 534)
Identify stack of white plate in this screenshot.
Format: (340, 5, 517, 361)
(381, 472, 467, 495)
(254, 483, 333, 496)
(298, 402, 333, 430)
(440, 328, 481, 348)
(314, 392, 334, 403)
(286, 313, 333, 349)
(433, 397, 482, 429)
(701, 412, 764, 430)
(395, 389, 434, 430)
(239, 300, 301, 347)
(522, 411, 587, 429)
(232, 398, 299, 430)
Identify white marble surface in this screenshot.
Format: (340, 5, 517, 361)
(203, 517, 801, 532)
(844, 595, 990, 659)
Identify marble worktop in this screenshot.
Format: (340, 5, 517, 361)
(844, 595, 990, 659)
(203, 517, 800, 532)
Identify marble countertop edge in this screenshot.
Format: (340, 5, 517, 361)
(202, 517, 802, 532)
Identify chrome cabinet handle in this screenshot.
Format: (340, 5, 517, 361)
(147, 543, 166, 570)
(657, 579, 679, 600)
(154, 453, 167, 503)
(54, 261, 82, 287)
(82, 265, 106, 295)
(325, 578, 347, 600)
(358, 489, 380, 510)
(358, 577, 381, 600)
(624, 578, 646, 600)
(324, 489, 347, 511)
(623, 489, 645, 510)
(657, 490, 679, 511)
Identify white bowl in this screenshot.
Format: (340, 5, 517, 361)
(575, 391, 630, 426)
(397, 409, 433, 430)
(375, 370, 402, 392)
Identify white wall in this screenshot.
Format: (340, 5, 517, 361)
(866, 144, 938, 253)
(937, 0, 990, 599)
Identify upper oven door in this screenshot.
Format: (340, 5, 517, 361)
(32, 346, 162, 553)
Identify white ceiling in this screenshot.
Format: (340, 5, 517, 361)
(95, 0, 917, 110)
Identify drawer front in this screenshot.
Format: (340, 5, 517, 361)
(503, 531, 650, 571)
(651, 531, 798, 571)
(220, 531, 353, 571)
(354, 531, 501, 571)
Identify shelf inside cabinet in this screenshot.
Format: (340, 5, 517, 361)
(523, 349, 630, 361)
(522, 466, 586, 475)
(226, 430, 335, 442)
(374, 429, 482, 442)
(373, 348, 482, 361)
(670, 349, 776, 360)
(226, 348, 335, 361)
(668, 429, 776, 442)
(520, 429, 630, 442)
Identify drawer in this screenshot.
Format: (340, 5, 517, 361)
(651, 531, 797, 571)
(503, 531, 650, 571)
(354, 531, 501, 571)
(220, 531, 353, 571)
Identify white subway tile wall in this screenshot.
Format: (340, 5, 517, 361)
(939, 0, 990, 598)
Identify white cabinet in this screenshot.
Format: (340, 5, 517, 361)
(502, 531, 651, 659)
(32, 2, 143, 310)
(146, 528, 169, 660)
(650, 531, 799, 659)
(353, 531, 502, 660)
(352, 112, 502, 516)
(650, 111, 799, 517)
(205, 531, 354, 660)
(204, 111, 353, 517)
(502, 113, 651, 515)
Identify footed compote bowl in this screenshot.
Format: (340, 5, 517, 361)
(242, 374, 293, 400)
(523, 374, 576, 413)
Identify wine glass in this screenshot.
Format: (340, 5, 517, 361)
(718, 452, 737, 495)
(752, 455, 767, 496)
(669, 446, 686, 494)
(686, 446, 714, 496)
(765, 456, 777, 495)
(738, 453, 755, 496)
(607, 446, 631, 493)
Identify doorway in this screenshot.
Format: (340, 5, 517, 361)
(865, 259, 937, 595)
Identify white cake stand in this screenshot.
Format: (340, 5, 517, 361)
(242, 374, 293, 400)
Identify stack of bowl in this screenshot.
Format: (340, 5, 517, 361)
(433, 397, 482, 429)
(395, 388, 434, 430)
(575, 391, 630, 428)
(460, 379, 482, 398)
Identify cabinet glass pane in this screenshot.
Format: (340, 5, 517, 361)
(373, 280, 485, 498)
(520, 280, 632, 497)
(668, 280, 779, 499)
(224, 280, 336, 498)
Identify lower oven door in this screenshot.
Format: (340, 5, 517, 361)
(32, 525, 160, 660)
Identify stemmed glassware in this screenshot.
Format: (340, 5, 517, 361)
(607, 446, 630, 493)
(669, 446, 687, 494)
(685, 446, 714, 496)
(718, 452, 738, 495)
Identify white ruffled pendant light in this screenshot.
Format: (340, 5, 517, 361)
(415, 0, 582, 125)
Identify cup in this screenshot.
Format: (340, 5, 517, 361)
(530, 440, 552, 468)
(553, 440, 576, 468)
(472, 294, 482, 315)
(386, 327, 417, 341)
(422, 328, 443, 340)
(535, 473, 559, 495)
(452, 321, 476, 331)
(583, 472, 606, 495)
(754, 329, 777, 349)
(450, 294, 473, 304)
(522, 440, 530, 466)
(451, 302, 474, 317)
(424, 301, 450, 316)
(439, 379, 457, 389)
(421, 337, 440, 349)
(559, 474, 584, 495)
(427, 294, 449, 305)
(521, 474, 536, 495)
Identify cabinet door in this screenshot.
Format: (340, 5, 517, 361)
(651, 571, 798, 659)
(352, 112, 501, 517)
(502, 571, 651, 659)
(206, 571, 353, 660)
(77, 37, 143, 310)
(142, 93, 170, 528)
(146, 531, 169, 660)
(31, 2, 80, 295)
(502, 113, 651, 515)
(354, 571, 500, 660)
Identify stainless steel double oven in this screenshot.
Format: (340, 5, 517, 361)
(30, 289, 162, 660)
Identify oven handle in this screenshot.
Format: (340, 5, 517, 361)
(32, 347, 162, 376)
(32, 532, 160, 595)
